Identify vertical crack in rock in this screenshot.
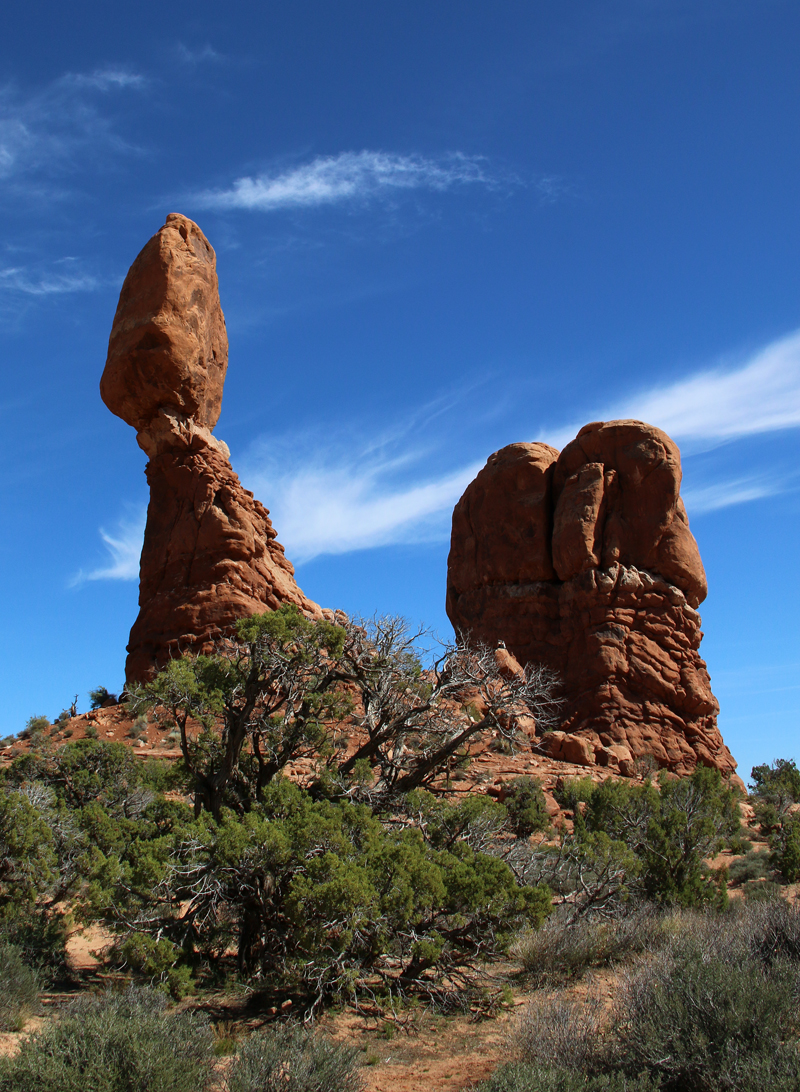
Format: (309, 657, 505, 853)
(101, 213, 325, 683)
(446, 420, 738, 779)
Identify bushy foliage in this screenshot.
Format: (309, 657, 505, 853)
(0, 943, 39, 1031)
(508, 827, 640, 922)
(0, 908, 68, 983)
(7, 739, 144, 813)
(88, 686, 114, 710)
(227, 1024, 362, 1092)
(612, 940, 800, 1091)
(472, 1067, 656, 1092)
(0, 732, 552, 1010)
(129, 606, 562, 819)
(750, 759, 800, 882)
(490, 899, 800, 1092)
(728, 848, 772, 886)
(22, 716, 50, 739)
(0, 786, 59, 913)
(771, 815, 800, 882)
(553, 776, 597, 812)
(503, 777, 551, 838)
(582, 765, 740, 906)
(0, 986, 213, 1092)
(750, 758, 800, 822)
(124, 779, 550, 1010)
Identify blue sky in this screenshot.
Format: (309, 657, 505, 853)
(1, 0, 797, 780)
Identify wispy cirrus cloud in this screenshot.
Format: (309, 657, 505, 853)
(0, 67, 145, 184)
(59, 70, 146, 92)
(176, 44, 223, 66)
(681, 474, 792, 515)
(194, 150, 497, 212)
(0, 262, 100, 296)
(244, 450, 482, 563)
(71, 510, 145, 586)
(259, 327, 800, 560)
(539, 328, 800, 451)
(79, 327, 800, 579)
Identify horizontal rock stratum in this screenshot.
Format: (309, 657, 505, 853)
(446, 421, 738, 778)
(102, 214, 324, 683)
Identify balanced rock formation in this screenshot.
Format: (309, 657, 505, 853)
(102, 213, 323, 683)
(446, 421, 737, 778)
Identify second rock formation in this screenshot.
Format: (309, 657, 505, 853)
(446, 421, 737, 778)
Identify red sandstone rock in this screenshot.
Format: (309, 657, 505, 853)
(447, 442, 558, 591)
(553, 420, 707, 607)
(446, 421, 737, 779)
(102, 214, 228, 436)
(102, 214, 322, 683)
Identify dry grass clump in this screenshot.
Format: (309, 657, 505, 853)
(515, 990, 604, 1072)
(480, 898, 800, 1092)
(225, 1024, 363, 1092)
(0, 943, 39, 1031)
(513, 903, 660, 985)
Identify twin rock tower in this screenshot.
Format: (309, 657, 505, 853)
(101, 214, 738, 781)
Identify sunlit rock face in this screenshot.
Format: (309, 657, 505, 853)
(101, 214, 323, 683)
(446, 421, 737, 778)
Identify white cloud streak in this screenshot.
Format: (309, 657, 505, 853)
(60, 70, 145, 91)
(176, 44, 222, 65)
(681, 475, 788, 515)
(0, 265, 99, 296)
(0, 68, 144, 183)
(539, 328, 800, 451)
(195, 151, 493, 212)
(82, 328, 800, 578)
(245, 455, 482, 563)
(71, 511, 145, 586)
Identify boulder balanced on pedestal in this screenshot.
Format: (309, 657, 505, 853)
(101, 213, 323, 683)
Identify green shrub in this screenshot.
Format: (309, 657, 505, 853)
(0, 943, 39, 1031)
(118, 780, 551, 1010)
(0, 986, 213, 1092)
(89, 687, 114, 710)
(771, 813, 800, 883)
(503, 777, 551, 838)
(227, 1024, 362, 1092)
(8, 739, 142, 811)
(22, 717, 49, 739)
(729, 849, 771, 886)
(553, 777, 596, 812)
(750, 759, 800, 820)
(472, 1066, 656, 1092)
(742, 879, 784, 902)
(584, 765, 741, 907)
(0, 787, 58, 912)
(611, 942, 800, 1091)
(0, 909, 68, 983)
(115, 932, 195, 999)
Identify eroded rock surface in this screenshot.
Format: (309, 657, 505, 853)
(102, 214, 322, 682)
(446, 420, 737, 778)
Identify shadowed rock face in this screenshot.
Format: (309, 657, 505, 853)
(101, 214, 323, 683)
(446, 420, 737, 778)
